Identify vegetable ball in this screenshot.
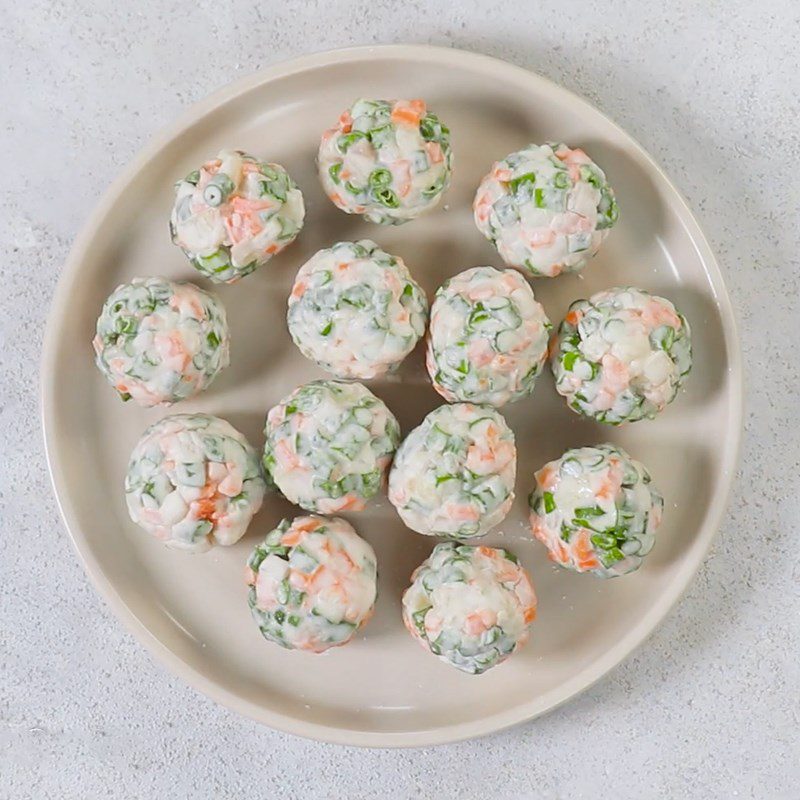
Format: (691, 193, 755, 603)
(288, 240, 428, 380)
(528, 443, 663, 578)
(551, 287, 692, 424)
(426, 266, 550, 407)
(125, 414, 266, 552)
(388, 403, 516, 539)
(263, 380, 400, 514)
(170, 149, 304, 283)
(246, 515, 377, 652)
(318, 98, 452, 225)
(93, 276, 229, 407)
(474, 142, 618, 277)
(402, 542, 537, 674)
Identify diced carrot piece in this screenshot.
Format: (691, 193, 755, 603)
(391, 106, 421, 126)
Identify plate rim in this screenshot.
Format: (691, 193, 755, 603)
(41, 43, 744, 747)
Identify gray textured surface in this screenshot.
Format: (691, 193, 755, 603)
(2, 1, 798, 797)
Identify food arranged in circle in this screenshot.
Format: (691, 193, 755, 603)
(125, 413, 266, 553)
(551, 286, 692, 424)
(473, 142, 618, 277)
(402, 541, 537, 674)
(287, 239, 428, 380)
(426, 266, 551, 407)
(93, 276, 230, 407)
(528, 443, 663, 578)
(317, 98, 452, 225)
(388, 403, 516, 539)
(263, 379, 400, 514)
(170, 149, 305, 283)
(245, 515, 378, 652)
(91, 105, 698, 672)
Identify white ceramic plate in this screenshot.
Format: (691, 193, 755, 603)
(42, 45, 742, 747)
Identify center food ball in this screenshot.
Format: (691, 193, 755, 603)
(317, 98, 453, 225)
(288, 240, 428, 380)
(388, 403, 516, 539)
(246, 515, 378, 652)
(93, 277, 229, 407)
(473, 142, 618, 278)
(170, 149, 305, 283)
(125, 414, 266, 553)
(426, 266, 551, 407)
(263, 380, 400, 514)
(402, 542, 537, 674)
(551, 286, 692, 424)
(528, 444, 664, 578)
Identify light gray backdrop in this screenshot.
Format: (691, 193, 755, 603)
(2, 1, 797, 798)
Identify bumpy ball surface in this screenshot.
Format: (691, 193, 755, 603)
(125, 414, 266, 552)
(551, 286, 692, 424)
(529, 443, 663, 578)
(388, 403, 516, 538)
(426, 266, 550, 407)
(246, 515, 377, 652)
(263, 380, 400, 514)
(93, 277, 229, 407)
(170, 149, 304, 283)
(402, 542, 537, 674)
(288, 240, 427, 380)
(474, 142, 618, 277)
(318, 98, 452, 225)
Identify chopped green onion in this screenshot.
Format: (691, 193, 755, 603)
(375, 187, 399, 208)
(337, 131, 366, 152)
(328, 163, 343, 184)
(553, 170, 570, 189)
(508, 172, 536, 192)
(368, 168, 392, 188)
(575, 505, 605, 518)
(562, 351, 579, 371)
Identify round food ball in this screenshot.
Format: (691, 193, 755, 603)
(170, 149, 304, 283)
(426, 266, 551, 407)
(388, 403, 516, 538)
(551, 286, 692, 424)
(288, 239, 428, 380)
(473, 142, 618, 278)
(528, 444, 663, 578)
(93, 277, 230, 407)
(263, 380, 400, 514)
(246, 515, 378, 652)
(317, 98, 452, 225)
(402, 542, 537, 674)
(125, 414, 266, 553)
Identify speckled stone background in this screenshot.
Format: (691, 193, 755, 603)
(2, 1, 798, 797)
